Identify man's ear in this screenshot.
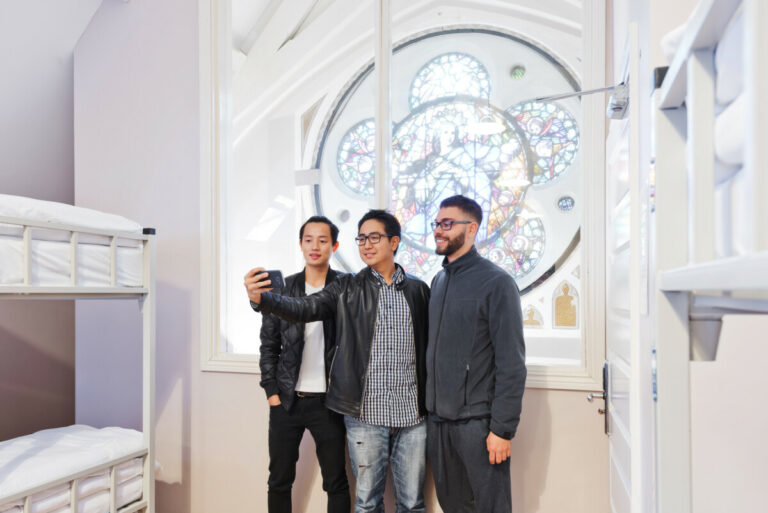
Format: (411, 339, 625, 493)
(332, 241, 340, 253)
(391, 236, 400, 253)
(469, 221, 479, 236)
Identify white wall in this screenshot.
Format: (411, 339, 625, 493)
(73, 1, 199, 512)
(0, 0, 101, 441)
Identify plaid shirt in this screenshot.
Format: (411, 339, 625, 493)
(359, 267, 424, 427)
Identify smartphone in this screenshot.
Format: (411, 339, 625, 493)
(261, 269, 285, 289)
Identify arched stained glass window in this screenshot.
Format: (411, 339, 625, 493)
(507, 101, 579, 184)
(337, 119, 376, 196)
(314, 29, 581, 295)
(409, 53, 491, 109)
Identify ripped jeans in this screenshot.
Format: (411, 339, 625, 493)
(343, 416, 427, 513)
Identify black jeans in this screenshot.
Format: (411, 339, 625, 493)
(427, 415, 512, 513)
(267, 395, 350, 513)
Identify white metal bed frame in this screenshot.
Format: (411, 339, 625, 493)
(0, 214, 156, 513)
(653, 0, 768, 511)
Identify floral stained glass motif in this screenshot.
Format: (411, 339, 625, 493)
(507, 102, 579, 184)
(333, 51, 578, 284)
(409, 53, 491, 110)
(337, 119, 376, 196)
(390, 99, 545, 280)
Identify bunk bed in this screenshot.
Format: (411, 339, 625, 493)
(653, 0, 768, 511)
(0, 194, 155, 513)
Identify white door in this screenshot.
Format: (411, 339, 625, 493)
(604, 23, 656, 513)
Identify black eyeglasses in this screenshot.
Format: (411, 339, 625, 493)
(355, 232, 392, 245)
(430, 220, 472, 231)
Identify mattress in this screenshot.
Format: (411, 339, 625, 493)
(715, 93, 744, 167)
(715, 6, 744, 105)
(0, 425, 144, 504)
(0, 475, 143, 513)
(0, 195, 142, 235)
(0, 194, 146, 287)
(0, 237, 143, 287)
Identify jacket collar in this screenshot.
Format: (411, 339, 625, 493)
(442, 246, 480, 274)
(358, 264, 408, 290)
(298, 267, 337, 295)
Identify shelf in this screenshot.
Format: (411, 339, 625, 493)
(0, 286, 149, 299)
(658, 0, 742, 109)
(658, 252, 768, 291)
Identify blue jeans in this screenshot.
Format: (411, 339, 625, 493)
(344, 416, 427, 513)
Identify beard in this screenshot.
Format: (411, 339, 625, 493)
(435, 231, 466, 256)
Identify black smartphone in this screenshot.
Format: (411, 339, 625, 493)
(261, 269, 285, 289)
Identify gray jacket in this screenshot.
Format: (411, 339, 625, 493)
(426, 246, 526, 439)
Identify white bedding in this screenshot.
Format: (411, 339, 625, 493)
(0, 236, 143, 287)
(0, 475, 143, 513)
(715, 7, 744, 105)
(715, 93, 745, 166)
(0, 425, 144, 504)
(0, 195, 142, 235)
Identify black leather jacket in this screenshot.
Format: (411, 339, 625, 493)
(259, 269, 338, 411)
(255, 266, 430, 418)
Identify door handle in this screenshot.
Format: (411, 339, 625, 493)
(586, 392, 605, 402)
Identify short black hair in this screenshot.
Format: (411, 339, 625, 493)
(299, 215, 339, 244)
(357, 209, 401, 254)
(439, 195, 483, 225)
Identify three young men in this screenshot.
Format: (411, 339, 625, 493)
(245, 195, 526, 513)
(246, 210, 430, 513)
(257, 216, 350, 513)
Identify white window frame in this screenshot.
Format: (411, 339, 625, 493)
(199, 0, 606, 390)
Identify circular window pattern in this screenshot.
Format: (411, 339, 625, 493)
(315, 30, 581, 291)
(337, 119, 376, 196)
(557, 196, 575, 211)
(409, 53, 491, 110)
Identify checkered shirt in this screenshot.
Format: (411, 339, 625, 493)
(359, 266, 424, 427)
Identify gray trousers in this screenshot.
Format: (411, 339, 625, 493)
(427, 415, 512, 513)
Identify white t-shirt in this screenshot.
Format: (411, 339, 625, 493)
(295, 282, 327, 393)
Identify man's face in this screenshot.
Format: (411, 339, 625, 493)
(300, 222, 338, 268)
(358, 219, 398, 268)
(434, 206, 474, 256)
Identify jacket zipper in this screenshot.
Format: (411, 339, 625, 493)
(358, 286, 381, 415)
(463, 363, 470, 406)
(326, 345, 339, 391)
(432, 273, 451, 406)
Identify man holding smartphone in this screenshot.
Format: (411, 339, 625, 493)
(426, 195, 526, 513)
(257, 216, 350, 513)
(245, 210, 430, 513)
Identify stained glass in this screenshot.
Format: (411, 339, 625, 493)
(507, 101, 579, 184)
(337, 119, 376, 196)
(510, 65, 526, 80)
(557, 196, 575, 211)
(331, 50, 579, 286)
(409, 53, 490, 110)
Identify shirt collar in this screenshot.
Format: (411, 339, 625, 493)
(370, 265, 405, 286)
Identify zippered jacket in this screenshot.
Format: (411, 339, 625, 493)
(254, 266, 430, 418)
(258, 269, 338, 411)
(426, 247, 526, 439)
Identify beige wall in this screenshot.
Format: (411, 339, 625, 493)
(690, 315, 768, 513)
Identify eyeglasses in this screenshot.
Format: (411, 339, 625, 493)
(355, 232, 392, 245)
(430, 220, 472, 231)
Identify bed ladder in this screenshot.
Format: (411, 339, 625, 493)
(652, 0, 768, 512)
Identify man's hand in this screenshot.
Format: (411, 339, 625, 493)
(486, 431, 511, 465)
(244, 267, 273, 304)
(267, 394, 281, 407)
